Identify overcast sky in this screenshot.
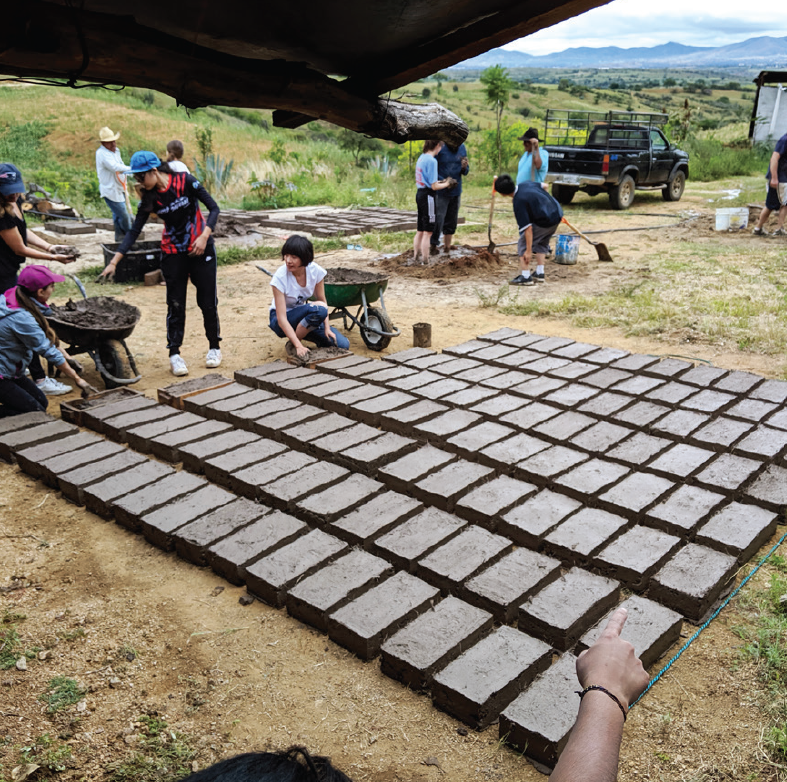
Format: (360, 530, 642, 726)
(504, 1, 787, 56)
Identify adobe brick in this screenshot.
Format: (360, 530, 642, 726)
(81, 396, 157, 430)
(518, 567, 620, 651)
(149, 420, 233, 463)
(413, 459, 494, 510)
(454, 475, 537, 528)
(16, 432, 103, 480)
(113, 471, 206, 531)
(181, 382, 258, 413)
(613, 400, 670, 428)
(99, 405, 181, 442)
(577, 392, 634, 419)
(383, 346, 437, 363)
(650, 543, 738, 622)
(229, 449, 315, 499)
(553, 341, 599, 359)
(499, 489, 582, 548)
(440, 386, 499, 408)
(351, 390, 417, 425)
(609, 353, 660, 372)
(570, 421, 632, 454)
(380, 399, 448, 428)
(549, 361, 596, 380)
(157, 374, 232, 407)
(712, 370, 762, 395)
(315, 353, 372, 374)
(203, 438, 287, 487)
(734, 426, 787, 461)
(498, 333, 547, 349)
(261, 460, 349, 510)
(323, 383, 388, 415)
(84, 460, 175, 519)
(543, 507, 629, 566)
(310, 423, 382, 460)
(0, 419, 78, 462)
(478, 369, 532, 389)
(469, 393, 523, 419)
(553, 459, 630, 501)
(582, 368, 633, 389)
(244, 529, 349, 608)
(597, 472, 676, 518)
(694, 453, 762, 495)
(681, 389, 736, 414)
(515, 445, 588, 484)
(464, 548, 562, 623)
(125, 410, 205, 452)
(286, 549, 393, 631)
(768, 408, 787, 432)
(647, 484, 726, 536)
(689, 417, 754, 452)
(174, 497, 271, 565)
(0, 410, 52, 435)
(696, 503, 778, 564)
(643, 357, 692, 378)
(378, 445, 455, 493)
(58, 449, 148, 504)
(727, 399, 779, 424)
(606, 432, 671, 466)
(509, 376, 566, 398)
(412, 378, 471, 400)
(500, 401, 561, 430)
(387, 369, 442, 391)
(679, 365, 729, 387)
(380, 596, 493, 690)
(430, 357, 484, 376)
(255, 404, 326, 440)
(206, 510, 307, 585)
(543, 384, 599, 409)
(431, 625, 551, 729)
(751, 379, 787, 404)
(414, 409, 482, 442)
(296, 473, 383, 525)
(404, 353, 456, 370)
(479, 327, 527, 342)
(230, 396, 301, 425)
(339, 432, 418, 474)
(232, 360, 289, 384)
(198, 389, 277, 421)
(361, 365, 419, 385)
(37, 439, 125, 489)
(329, 491, 423, 547)
(645, 381, 695, 405)
(532, 411, 595, 443)
(582, 347, 630, 365)
(610, 376, 665, 397)
(647, 443, 716, 479)
(282, 412, 355, 443)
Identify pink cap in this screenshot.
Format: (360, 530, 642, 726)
(17, 265, 65, 291)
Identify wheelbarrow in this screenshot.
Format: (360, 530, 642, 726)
(256, 265, 400, 351)
(47, 275, 142, 389)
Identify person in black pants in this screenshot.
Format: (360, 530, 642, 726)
(100, 151, 221, 377)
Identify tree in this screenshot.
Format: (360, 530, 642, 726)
(337, 129, 384, 165)
(433, 72, 448, 93)
(480, 64, 514, 173)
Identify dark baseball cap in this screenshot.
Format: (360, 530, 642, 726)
(517, 128, 540, 141)
(0, 163, 25, 196)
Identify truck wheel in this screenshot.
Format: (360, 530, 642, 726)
(609, 174, 636, 209)
(551, 184, 577, 205)
(662, 171, 686, 202)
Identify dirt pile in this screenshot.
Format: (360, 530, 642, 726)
(377, 244, 504, 279)
(49, 296, 140, 330)
(324, 268, 387, 285)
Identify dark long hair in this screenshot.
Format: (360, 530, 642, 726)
(15, 285, 58, 346)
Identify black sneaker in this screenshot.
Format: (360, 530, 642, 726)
(429, 244, 440, 256)
(533, 271, 545, 283)
(510, 274, 535, 286)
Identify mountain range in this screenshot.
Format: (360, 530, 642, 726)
(452, 36, 787, 69)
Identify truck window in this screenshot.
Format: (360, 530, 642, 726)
(650, 130, 667, 150)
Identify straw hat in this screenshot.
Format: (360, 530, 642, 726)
(98, 126, 121, 142)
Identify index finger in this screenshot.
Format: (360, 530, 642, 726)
(601, 606, 628, 640)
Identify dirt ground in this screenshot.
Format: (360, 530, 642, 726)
(2, 191, 785, 781)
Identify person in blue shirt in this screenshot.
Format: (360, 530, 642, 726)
(494, 174, 562, 286)
(752, 131, 787, 236)
(429, 143, 469, 255)
(413, 140, 452, 264)
(516, 127, 549, 185)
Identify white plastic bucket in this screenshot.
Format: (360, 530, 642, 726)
(554, 234, 580, 265)
(715, 207, 749, 231)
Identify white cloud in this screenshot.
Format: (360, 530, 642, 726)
(504, 0, 787, 56)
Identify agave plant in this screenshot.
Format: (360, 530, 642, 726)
(195, 153, 234, 194)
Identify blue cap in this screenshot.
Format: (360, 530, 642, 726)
(0, 163, 25, 196)
(128, 151, 161, 174)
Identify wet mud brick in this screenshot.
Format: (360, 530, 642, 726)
(81, 395, 159, 434)
(570, 421, 632, 454)
(157, 373, 233, 408)
(746, 464, 787, 513)
(768, 408, 787, 432)
(543, 383, 599, 409)
(360, 364, 419, 385)
(478, 369, 533, 391)
(696, 503, 778, 564)
(543, 507, 630, 566)
(339, 432, 418, 474)
(593, 526, 682, 590)
(577, 391, 634, 419)
(329, 491, 423, 547)
(549, 361, 596, 381)
(693, 452, 762, 495)
(378, 445, 455, 494)
(318, 354, 379, 375)
(464, 548, 562, 623)
(243, 529, 348, 607)
(189, 387, 276, 421)
(608, 375, 665, 398)
(0, 410, 52, 436)
(112, 471, 206, 532)
(752, 379, 787, 404)
(138, 483, 236, 550)
(712, 370, 763, 396)
(690, 417, 754, 451)
(509, 376, 566, 400)
(149, 419, 234, 463)
(383, 346, 436, 364)
(647, 443, 717, 480)
(478, 327, 527, 342)
(0, 418, 78, 462)
(500, 652, 578, 769)
(500, 401, 561, 430)
(243, 365, 315, 393)
(254, 403, 326, 442)
(83, 460, 175, 519)
(681, 389, 737, 414)
(387, 370, 443, 392)
(454, 475, 536, 529)
(60, 388, 142, 426)
(440, 386, 499, 408)
(412, 378, 472, 402)
(124, 411, 205, 453)
(203, 438, 288, 488)
(15, 431, 102, 480)
(174, 497, 270, 566)
(446, 421, 516, 460)
(379, 399, 448, 429)
(606, 432, 671, 466)
(99, 405, 182, 443)
(519, 567, 620, 651)
(417, 526, 512, 594)
(280, 412, 355, 444)
(578, 594, 682, 668)
(309, 422, 382, 462)
(678, 364, 729, 388)
(645, 381, 696, 406)
(286, 550, 393, 631)
(206, 511, 307, 585)
(351, 391, 417, 426)
(296, 473, 384, 525)
(480, 432, 549, 472)
(232, 361, 289, 386)
(322, 383, 388, 416)
(35, 439, 126, 489)
(261, 460, 349, 510)
(230, 396, 301, 427)
(650, 543, 738, 622)
(609, 352, 660, 372)
(431, 625, 551, 730)
(553, 459, 630, 502)
(515, 445, 588, 485)
(380, 596, 494, 691)
(327, 571, 439, 660)
(430, 357, 484, 376)
(412, 409, 481, 444)
(443, 339, 490, 357)
(597, 472, 676, 520)
(413, 460, 494, 511)
(647, 484, 726, 537)
(641, 356, 692, 379)
(499, 489, 582, 548)
(734, 425, 787, 461)
(229, 450, 315, 500)
(58, 449, 148, 504)
(403, 353, 457, 370)
(500, 333, 551, 349)
(373, 507, 467, 572)
(651, 411, 713, 440)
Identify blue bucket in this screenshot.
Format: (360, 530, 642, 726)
(554, 234, 580, 265)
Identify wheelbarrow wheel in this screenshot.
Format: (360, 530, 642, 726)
(361, 306, 393, 351)
(98, 339, 133, 389)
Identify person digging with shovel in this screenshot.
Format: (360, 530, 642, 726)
(494, 174, 563, 286)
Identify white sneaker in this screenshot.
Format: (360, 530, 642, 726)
(36, 376, 72, 396)
(170, 354, 189, 376)
(205, 348, 222, 368)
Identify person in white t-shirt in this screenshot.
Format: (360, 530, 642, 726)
(165, 139, 190, 173)
(269, 236, 350, 358)
(95, 126, 132, 241)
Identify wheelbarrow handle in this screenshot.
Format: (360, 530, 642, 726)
(255, 264, 273, 277)
(64, 273, 88, 300)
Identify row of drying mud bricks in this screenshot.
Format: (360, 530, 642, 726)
(0, 408, 684, 767)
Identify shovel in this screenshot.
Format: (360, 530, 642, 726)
(561, 217, 613, 262)
(487, 177, 497, 253)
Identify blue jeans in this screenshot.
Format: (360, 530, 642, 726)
(103, 197, 132, 242)
(269, 303, 350, 349)
(0, 375, 48, 418)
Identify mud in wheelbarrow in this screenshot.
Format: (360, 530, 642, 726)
(323, 268, 400, 351)
(47, 296, 142, 389)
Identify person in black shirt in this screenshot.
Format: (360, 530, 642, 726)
(100, 151, 222, 377)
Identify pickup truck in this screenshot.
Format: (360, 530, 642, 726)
(542, 110, 689, 209)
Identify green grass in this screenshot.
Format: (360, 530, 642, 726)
(19, 733, 73, 773)
(105, 716, 196, 782)
(39, 676, 86, 713)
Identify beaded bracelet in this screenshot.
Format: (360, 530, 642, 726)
(575, 685, 627, 722)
